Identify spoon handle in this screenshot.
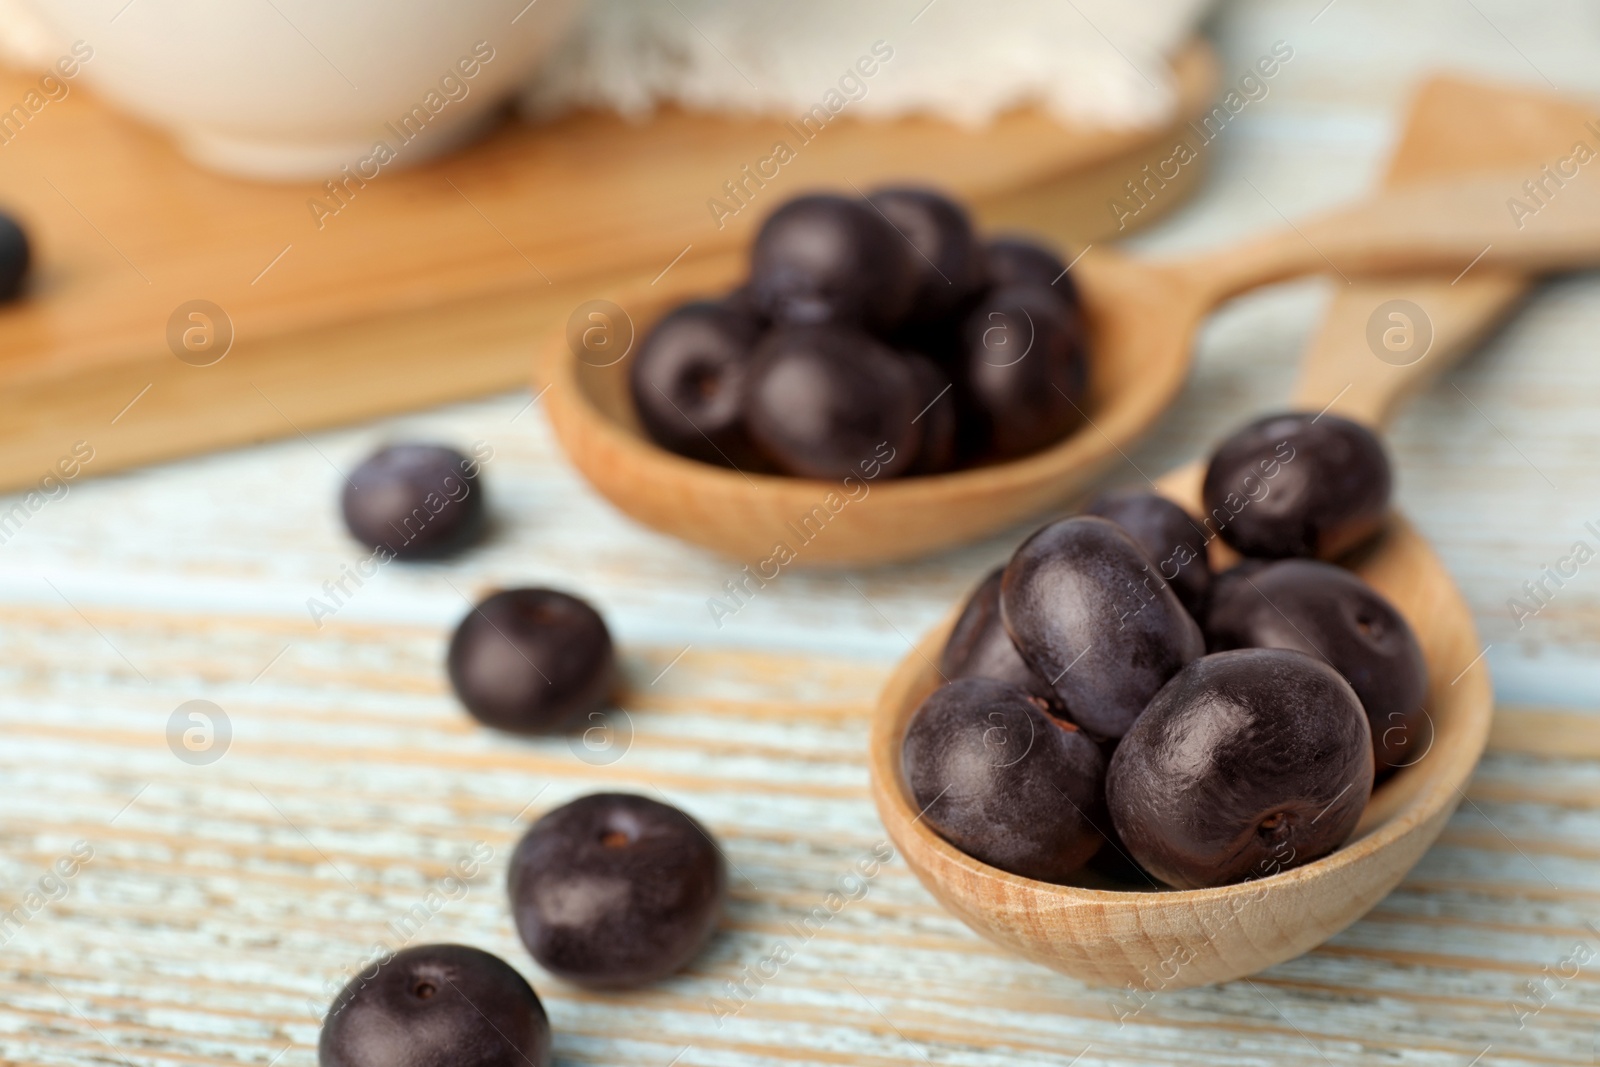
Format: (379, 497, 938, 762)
(1184, 172, 1600, 305)
(1286, 271, 1527, 427)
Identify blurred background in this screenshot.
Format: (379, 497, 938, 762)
(1, 1, 1598, 1065)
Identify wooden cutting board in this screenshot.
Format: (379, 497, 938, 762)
(0, 42, 1217, 493)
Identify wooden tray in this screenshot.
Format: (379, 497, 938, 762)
(0, 42, 1217, 493)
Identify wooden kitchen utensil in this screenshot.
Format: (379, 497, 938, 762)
(864, 72, 1600, 987)
(545, 168, 1600, 566)
(1301, 74, 1597, 423)
(870, 477, 1489, 988)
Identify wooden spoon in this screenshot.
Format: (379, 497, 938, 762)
(544, 171, 1600, 567)
(866, 260, 1502, 988)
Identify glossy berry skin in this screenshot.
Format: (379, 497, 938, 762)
(629, 301, 764, 468)
(319, 943, 550, 1067)
(447, 588, 616, 734)
(1086, 490, 1212, 617)
(904, 353, 958, 475)
(0, 212, 28, 301)
(341, 444, 485, 560)
(1107, 648, 1374, 890)
(748, 194, 916, 332)
(1001, 517, 1204, 740)
(983, 235, 1079, 307)
(1203, 411, 1392, 560)
(902, 677, 1106, 882)
(959, 284, 1088, 461)
(868, 187, 987, 323)
(509, 793, 725, 988)
(744, 325, 920, 479)
(939, 567, 1055, 704)
(1205, 559, 1430, 771)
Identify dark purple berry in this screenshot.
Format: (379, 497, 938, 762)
(902, 678, 1105, 882)
(720, 283, 768, 325)
(744, 325, 920, 479)
(984, 236, 1078, 306)
(629, 300, 764, 468)
(904, 353, 958, 475)
(748, 194, 916, 331)
(1086, 490, 1213, 616)
(318, 943, 550, 1067)
(939, 567, 1055, 703)
(1001, 517, 1203, 740)
(867, 186, 987, 323)
(509, 793, 725, 988)
(0, 211, 28, 301)
(959, 284, 1087, 460)
(1202, 412, 1391, 560)
(341, 444, 486, 561)
(1083, 791, 1157, 887)
(1205, 560, 1270, 620)
(447, 588, 615, 734)
(1107, 648, 1374, 889)
(1205, 559, 1430, 771)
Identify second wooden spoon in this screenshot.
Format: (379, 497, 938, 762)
(546, 169, 1600, 566)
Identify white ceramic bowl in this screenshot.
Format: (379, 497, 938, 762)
(15, 0, 578, 179)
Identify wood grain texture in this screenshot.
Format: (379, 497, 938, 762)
(1284, 75, 1598, 422)
(0, 379, 1595, 1067)
(0, 41, 1218, 497)
(1288, 75, 1574, 422)
(5, 0, 1600, 1064)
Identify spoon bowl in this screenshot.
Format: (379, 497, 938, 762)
(866, 85, 1600, 987)
(542, 172, 1600, 566)
(543, 251, 1197, 566)
(858, 159, 1600, 983)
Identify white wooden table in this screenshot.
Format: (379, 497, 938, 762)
(5, 1, 1600, 1064)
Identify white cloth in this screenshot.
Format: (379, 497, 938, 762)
(519, 0, 1214, 128)
(0, 0, 1213, 128)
